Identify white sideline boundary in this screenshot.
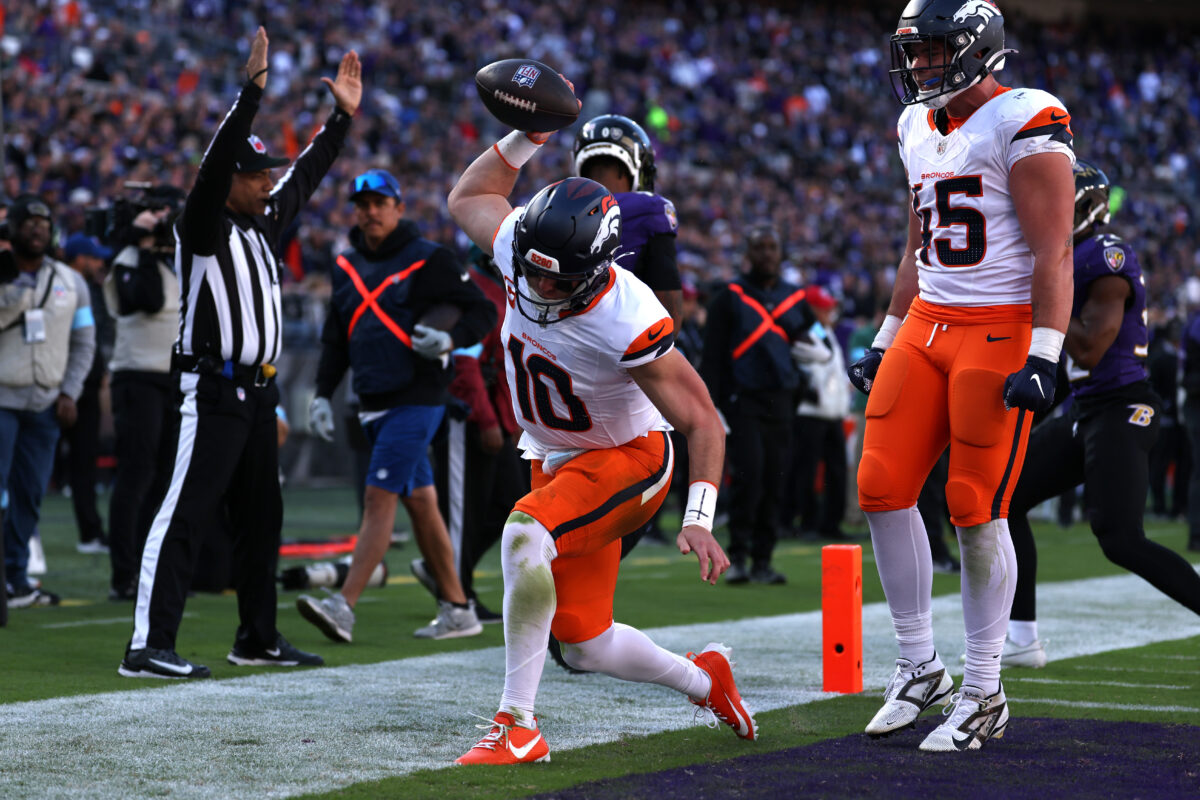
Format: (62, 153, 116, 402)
(1, 572, 1197, 799)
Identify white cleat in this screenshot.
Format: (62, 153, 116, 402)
(1001, 636, 1047, 668)
(919, 683, 1009, 752)
(865, 655, 955, 738)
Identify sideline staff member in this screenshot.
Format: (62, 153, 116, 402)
(120, 27, 362, 678)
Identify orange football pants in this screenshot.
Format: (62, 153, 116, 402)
(857, 298, 1034, 527)
(513, 431, 673, 644)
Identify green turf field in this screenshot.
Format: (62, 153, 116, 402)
(1, 488, 1197, 799)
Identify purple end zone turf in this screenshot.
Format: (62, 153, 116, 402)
(532, 718, 1200, 800)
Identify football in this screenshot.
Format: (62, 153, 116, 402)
(474, 58, 580, 133)
(417, 302, 462, 332)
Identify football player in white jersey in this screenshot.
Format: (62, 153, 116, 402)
(846, 0, 1075, 751)
(445, 99, 757, 764)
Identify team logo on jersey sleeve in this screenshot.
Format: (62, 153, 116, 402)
(1127, 404, 1154, 427)
(663, 199, 678, 232)
(1104, 246, 1126, 272)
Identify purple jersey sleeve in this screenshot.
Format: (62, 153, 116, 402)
(1069, 234, 1148, 396)
(613, 192, 679, 289)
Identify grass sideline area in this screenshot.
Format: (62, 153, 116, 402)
(1, 487, 1198, 799)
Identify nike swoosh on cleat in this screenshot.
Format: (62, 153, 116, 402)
(508, 734, 543, 760)
(266, 648, 281, 657)
(952, 731, 978, 751)
(148, 658, 193, 675)
(723, 692, 751, 737)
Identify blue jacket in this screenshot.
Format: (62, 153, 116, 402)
(316, 220, 495, 410)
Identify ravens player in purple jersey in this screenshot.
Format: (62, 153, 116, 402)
(1004, 161, 1200, 667)
(573, 115, 682, 329)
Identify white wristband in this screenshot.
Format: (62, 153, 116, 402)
(682, 481, 719, 532)
(493, 130, 543, 171)
(1028, 327, 1065, 362)
(870, 314, 904, 350)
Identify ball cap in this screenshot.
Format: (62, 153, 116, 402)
(8, 194, 54, 228)
(805, 284, 837, 310)
(64, 233, 113, 262)
(349, 169, 403, 202)
(234, 134, 290, 172)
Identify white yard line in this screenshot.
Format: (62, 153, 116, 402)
(1, 572, 1197, 800)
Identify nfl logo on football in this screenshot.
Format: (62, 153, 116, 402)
(512, 63, 541, 88)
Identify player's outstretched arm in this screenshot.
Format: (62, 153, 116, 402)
(1065, 275, 1128, 369)
(630, 350, 729, 584)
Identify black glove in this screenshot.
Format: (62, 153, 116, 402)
(1003, 355, 1057, 413)
(847, 347, 885, 395)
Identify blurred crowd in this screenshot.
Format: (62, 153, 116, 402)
(5, 0, 1200, 335)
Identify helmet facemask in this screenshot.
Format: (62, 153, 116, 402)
(511, 241, 612, 325)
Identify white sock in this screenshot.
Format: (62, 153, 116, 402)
(867, 506, 935, 665)
(559, 623, 712, 701)
(497, 513, 558, 725)
(1008, 620, 1039, 647)
(956, 518, 1017, 696)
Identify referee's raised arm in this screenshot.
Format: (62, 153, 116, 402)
(178, 27, 273, 257)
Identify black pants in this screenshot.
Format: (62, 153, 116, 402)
(1149, 418, 1188, 517)
(131, 370, 282, 652)
(108, 372, 179, 594)
(784, 415, 847, 536)
(64, 378, 104, 543)
(1009, 385, 1200, 620)
(433, 417, 528, 600)
(727, 393, 793, 568)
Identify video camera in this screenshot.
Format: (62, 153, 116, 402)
(84, 182, 185, 252)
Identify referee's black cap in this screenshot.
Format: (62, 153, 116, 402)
(235, 134, 290, 172)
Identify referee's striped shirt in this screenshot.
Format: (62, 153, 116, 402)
(174, 79, 351, 367)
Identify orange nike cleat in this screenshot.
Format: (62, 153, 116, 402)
(455, 712, 551, 765)
(688, 642, 759, 741)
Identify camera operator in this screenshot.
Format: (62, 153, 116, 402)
(102, 198, 181, 601)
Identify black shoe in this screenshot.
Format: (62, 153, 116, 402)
(119, 646, 211, 679)
(7, 586, 61, 608)
(473, 600, 502, 624)
(750, 565, 787, 585)
(108, 584, 137, 602)
(227, 634, 324, 667)
(548, 633, 589, 674)
(724, 562, 750, 585)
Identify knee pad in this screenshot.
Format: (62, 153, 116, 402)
(949, 369, 1007, 447)
(945, 479, 983, 524)
(857, 452, 892, 504)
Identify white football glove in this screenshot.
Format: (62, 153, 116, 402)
(411, 324, 453, 360)
(791, 339, 832, 364)
(309, 396, 335, 442)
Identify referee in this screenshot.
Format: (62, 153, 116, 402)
(120, 27, 361, 679)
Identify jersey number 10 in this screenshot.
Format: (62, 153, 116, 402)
(507, 337, 593, 432)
